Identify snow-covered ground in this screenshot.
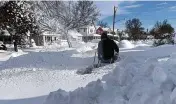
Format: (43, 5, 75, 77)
(1, 39, 176, 104)
(0, 40, 110, 104)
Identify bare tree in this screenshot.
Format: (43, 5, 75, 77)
(35, 1, 99, 47)
(125, 18, 144, 41)
(97, 20, 109, 28)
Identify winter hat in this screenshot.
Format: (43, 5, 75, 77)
(101, 31, 108, 40)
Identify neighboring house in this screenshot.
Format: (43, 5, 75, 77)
(96, 27, 113, 35)
(78, 25, 101, 42)
(41, 32, 61, 45)
(96, 27, 103, 35)
(78, 25, 117, 42)
(82, 34, 101, 42)
(77, 25, 97, 37)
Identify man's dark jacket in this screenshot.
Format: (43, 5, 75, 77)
(98, 38, 119, 60)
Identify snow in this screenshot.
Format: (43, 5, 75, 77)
(119, 40, 135, 49)
(68, 30, 82, 39)
(0, 40, 110, 104)
(11, 49, 28, 57)
(107, 33, 118, 37)
(76, 42, 97, 53)
(92, 34, 101, 37)
(31, 39, 37, 47)
(44, 41, 176, 104)
(1, 38, 176, 104)
(1, 29, 10, 36)
(42, 32, 60, 36)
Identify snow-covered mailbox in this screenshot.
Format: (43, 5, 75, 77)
(41, 32, 61, 46)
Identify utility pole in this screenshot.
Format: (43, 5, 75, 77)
(113, 6, 117, 39)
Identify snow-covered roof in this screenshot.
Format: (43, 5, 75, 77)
(102, 28, 111, 31)
(107, 33, 118, 37)
(42, 32, 61, 36)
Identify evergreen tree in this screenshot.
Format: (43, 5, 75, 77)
(0, 1, 40, 51)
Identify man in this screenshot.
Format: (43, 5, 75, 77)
(98, 31, 119, 63)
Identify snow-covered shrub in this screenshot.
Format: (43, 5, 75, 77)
(153, 38, 174, 47)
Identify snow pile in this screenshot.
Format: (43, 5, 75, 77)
(119, 40, 134, 49)
(41, 40, 70, 51)
(43, 43, 62, 49)
(132, 40, 151, 47)
(76, 42, 97, 53)
(31, 39, 37, 48)
(44, 52, 176, 104)
(11, 49, 28, 57)
(76, 46, 93, 53)
(68, 30, 82, 40)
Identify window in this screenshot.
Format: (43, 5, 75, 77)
(90, 29, 93, 33)
(45, 36, 47, 41)
(84, 28, 86, 32)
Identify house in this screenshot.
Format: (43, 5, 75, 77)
(78, 25, 118, 42)
(41, 32, 61, 45)
(77, 25, 97, 37)
(96, 27, 113, 35)
(96, 27, 104, 35)
(77, 25, 100, 42)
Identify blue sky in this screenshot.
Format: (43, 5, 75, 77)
(95, 1, 176, 31)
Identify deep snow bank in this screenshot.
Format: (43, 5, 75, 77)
(44, 45, 176, 104)
(76, 42, 97, 53)
(119, 40, 134, 49)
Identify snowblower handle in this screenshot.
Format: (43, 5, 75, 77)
(93, 51, 96, 64)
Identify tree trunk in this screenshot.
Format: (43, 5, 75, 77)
(11, 35, 13, 44)
(65, 30, 72, 48)
(14, 35, 18, 52)
(29, 36, 32, 47)
(14, 40, 18, 52)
